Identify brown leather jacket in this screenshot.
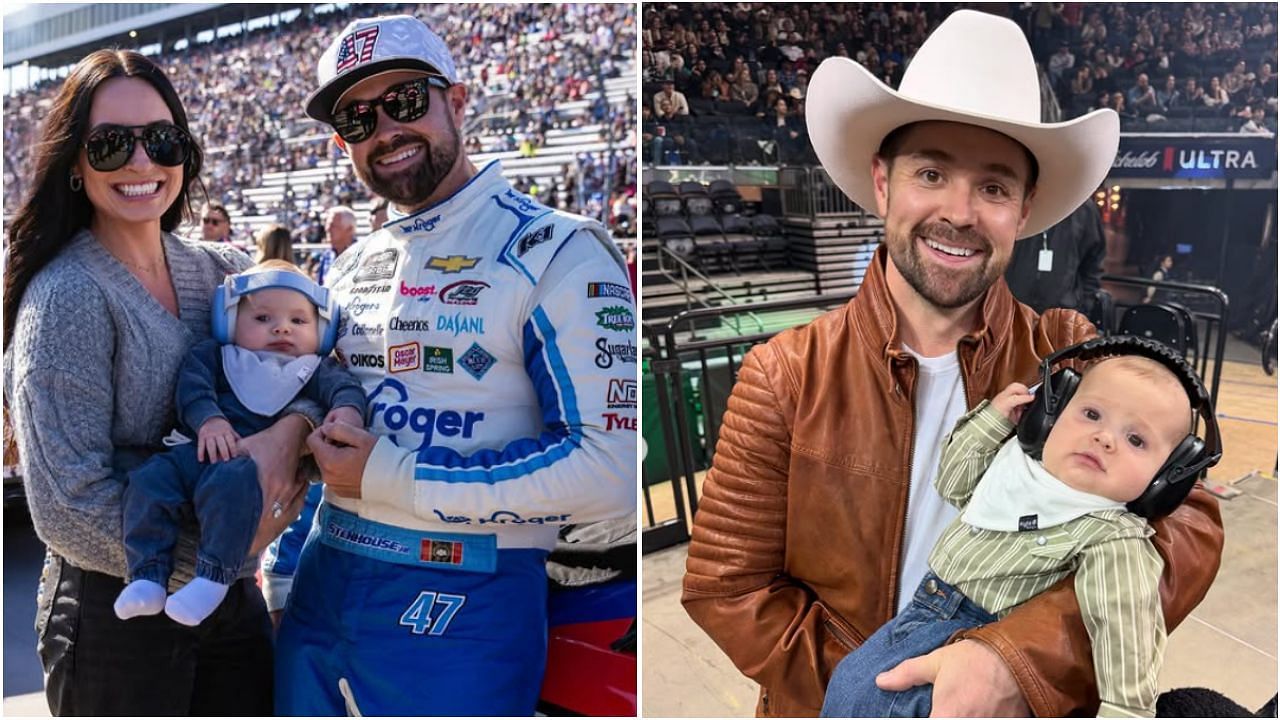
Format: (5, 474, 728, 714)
(682, 247, 1224, 717)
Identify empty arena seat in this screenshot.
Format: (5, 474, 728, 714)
(1119, 304, 1188, 356)
(688, 214, 724, 236)
(1086, 289, 1115, 335)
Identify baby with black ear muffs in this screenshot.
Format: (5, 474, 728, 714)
(822, 336, 1222, 719)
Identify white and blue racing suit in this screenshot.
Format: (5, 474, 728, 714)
(269, 161, 636, 716)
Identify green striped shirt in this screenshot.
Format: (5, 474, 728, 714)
(928, 401, 1165, 718)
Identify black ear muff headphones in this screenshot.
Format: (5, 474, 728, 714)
(1015, 335, 1222, 519)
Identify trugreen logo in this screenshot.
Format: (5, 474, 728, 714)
(595, 306, 635, 332)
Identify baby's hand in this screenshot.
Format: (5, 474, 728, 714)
(197, 417, 241, 463)
(324, 406, 365, 429)
(991, 382, 1036, 424)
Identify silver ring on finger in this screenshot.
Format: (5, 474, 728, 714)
(271, 500, 285, 519)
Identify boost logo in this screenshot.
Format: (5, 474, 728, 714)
(399, 281, 437, 301)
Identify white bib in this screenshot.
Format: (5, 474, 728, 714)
(220, 345, 322, 417)
(961, 438, 1125, 532)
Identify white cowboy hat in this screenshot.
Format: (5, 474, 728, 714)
(806, 9, 1118, 239)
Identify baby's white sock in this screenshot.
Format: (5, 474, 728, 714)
(114, 579, 167, 620)
(164, 577, 229, 627)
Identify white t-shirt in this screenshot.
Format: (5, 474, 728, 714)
(897, 344, 967, 613)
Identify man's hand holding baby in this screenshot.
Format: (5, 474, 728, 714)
(198, 416, 241, 463)
(992, 382, 1037, 425)
(308, 405, 376, 499)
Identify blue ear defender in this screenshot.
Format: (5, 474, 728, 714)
(211, 270, 340, 355)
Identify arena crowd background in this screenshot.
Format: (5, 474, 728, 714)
(642, 2, 1277, 165)
(3, 2, 638, 250)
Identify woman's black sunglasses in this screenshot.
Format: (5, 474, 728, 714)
(330, 76, 452, 144)
(84, 121, 193, 172)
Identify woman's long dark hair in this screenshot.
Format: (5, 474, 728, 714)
(3, 49, 206, 349)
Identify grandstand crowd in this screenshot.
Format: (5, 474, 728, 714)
(3, 3, 638, 257)
(642, 2, 1278, 166)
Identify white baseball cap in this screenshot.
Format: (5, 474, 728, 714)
(305, 14, 458, 124)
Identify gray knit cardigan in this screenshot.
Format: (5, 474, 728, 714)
(5, 229, 258, 591)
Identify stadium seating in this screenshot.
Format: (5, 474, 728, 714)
(4, 4, 638, 250)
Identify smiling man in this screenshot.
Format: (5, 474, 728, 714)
(267, 14, 635, 716)
(682, 10, 1223, 718)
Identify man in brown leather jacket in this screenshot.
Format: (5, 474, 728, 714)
(682, 11, 1223, 717)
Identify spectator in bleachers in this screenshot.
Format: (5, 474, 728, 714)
(642, 2, 1276, 166)
(201, 202, 233, 244)
(1239, 106, 1274, 135)
(731, 67, 760, 108)
(1258, 62, 1278, 108)
(314, 205, 355, 286)
(653, 78, 690, 120)
(5, 4, 637, 236)
(1109, 91, 1137, 120)
(1127, 73, 1161, 116)
(255, 224, 295, 265)
(1204, 75, 1232, 112)
(1156, 74, 1182, 112)
(1182, 76, 1208, 108)
(5, 48, 301, 716)
(1224, 59, 1250, 95)
(1048, 42, 1075, 85)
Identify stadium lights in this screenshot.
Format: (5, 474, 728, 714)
(130, 30, 138, 38)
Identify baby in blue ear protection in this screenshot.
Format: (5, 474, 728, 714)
(114, 260, 368, 627)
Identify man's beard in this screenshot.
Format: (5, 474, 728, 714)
(885, 219, 1003, 310)
(354, 119, 461, 208)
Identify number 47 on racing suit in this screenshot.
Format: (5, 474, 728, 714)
(266, 160, 637, 716)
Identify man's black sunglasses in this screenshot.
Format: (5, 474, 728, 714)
(330, 76, 452, 144)
(84, 121, 193, 172)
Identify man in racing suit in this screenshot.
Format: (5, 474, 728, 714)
(266, 15, 636, 716)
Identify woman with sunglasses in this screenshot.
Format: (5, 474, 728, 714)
(3, 49, 312, 716)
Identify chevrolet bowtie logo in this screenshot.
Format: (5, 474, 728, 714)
(425, 255, 480, 273)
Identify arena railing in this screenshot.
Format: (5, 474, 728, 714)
(1099, 274, 1230, 411)
(642, 292, 854, 554)
(779, 166, 868, 219)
